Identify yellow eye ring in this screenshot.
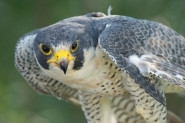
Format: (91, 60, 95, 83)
(71, 40, 78, 52)
(40, 43, 52, 55)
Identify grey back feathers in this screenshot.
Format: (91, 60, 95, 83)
(98, 18, 185, 105)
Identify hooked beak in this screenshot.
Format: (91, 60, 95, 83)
(47, 50, 75, 74)
(59, 59, 68, 74)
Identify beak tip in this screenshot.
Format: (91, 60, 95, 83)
(59, 60, 68, 75)
(63, 69, 67, 74)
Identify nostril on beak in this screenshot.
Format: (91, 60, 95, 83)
(55, 54, 59, 60)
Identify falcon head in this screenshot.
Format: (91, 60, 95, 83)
(33, 22, 100, 80)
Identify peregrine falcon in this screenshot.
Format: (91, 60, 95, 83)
(14, 10, 185, 123)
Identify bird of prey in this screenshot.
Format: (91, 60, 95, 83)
(14, 10, 185, 123)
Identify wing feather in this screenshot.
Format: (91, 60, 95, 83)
(129, 54, 185, 88)
(99, 17, 185, 102)
(98, 20, 166, 105)
(99, 18, 185, 86)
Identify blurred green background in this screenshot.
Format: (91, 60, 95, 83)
(0, 0, 185, 123)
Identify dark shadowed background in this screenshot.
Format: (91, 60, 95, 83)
(0, 0, 185, 122)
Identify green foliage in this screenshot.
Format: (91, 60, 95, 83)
(0, 0, 185, 122)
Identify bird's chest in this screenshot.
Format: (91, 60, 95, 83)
(66, 54, 127, 96)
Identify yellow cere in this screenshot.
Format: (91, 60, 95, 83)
(47, 50, 75, 63)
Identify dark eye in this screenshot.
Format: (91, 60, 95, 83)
(40, 43, 52, 55)
(71, 40, 78, 52)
